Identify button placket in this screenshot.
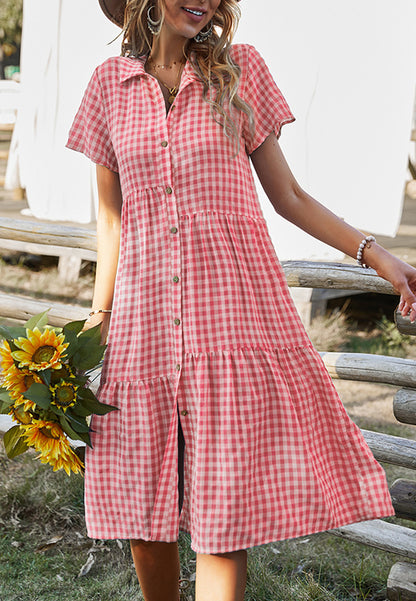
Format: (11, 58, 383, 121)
(166, 186, 182, 370)
(161, 119, 183, 381)
(162, 114, 188, 429)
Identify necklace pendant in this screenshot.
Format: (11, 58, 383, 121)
(168, 94, 175, 104)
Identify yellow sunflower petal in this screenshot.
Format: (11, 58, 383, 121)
(0, 340, 14, 372)
(22, 419, 83, 475)
(12, 327, 68, 371)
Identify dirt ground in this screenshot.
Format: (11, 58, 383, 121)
(334, 380, 398, 427)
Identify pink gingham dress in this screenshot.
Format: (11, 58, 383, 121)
(66, 43, 394, 554)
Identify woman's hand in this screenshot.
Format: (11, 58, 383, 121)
(83, 312, 111, 345)
(364, 244, 416, 322)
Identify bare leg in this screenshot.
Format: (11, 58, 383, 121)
(195, 550, 247, 601)
(130, 539, 181, 601)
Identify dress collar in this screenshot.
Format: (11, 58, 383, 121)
(119, 54, 199, 85)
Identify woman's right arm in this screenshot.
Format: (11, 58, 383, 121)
(85, 164, 123, 343)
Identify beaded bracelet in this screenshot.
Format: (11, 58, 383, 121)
(86, 309, 112, 321)
(88, 309, 112, 317)
(356, 235, 376, 268)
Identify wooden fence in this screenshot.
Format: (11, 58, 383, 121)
(1, 218, 416, 599)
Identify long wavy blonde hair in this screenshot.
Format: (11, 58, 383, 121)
(121, 0, 254, 151)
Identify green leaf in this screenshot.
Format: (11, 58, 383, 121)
(70, 403, 91, 418)
(23, 382, 52, 409)
(63, 320, 86, 337)
(24, 310, 50, 331)
(59, 415, 92, 448)
(75, 430, 92, 448)
(0, 400, 12, 414)
(62, 320, 86, 360)
(72, 345, 106, 372)
(59, 415, 84, 441)
(65, 410, 90, 433)
(77, 389, 118, 415)
(0, 387, 13, 413)
(3, 425, 28, 459)
(63, 335, 80, 360)
(40, 370, 51, 387)
(0, 387, 12, 403)
(0, 324, 26, 340)
(66, 375, 89, 387)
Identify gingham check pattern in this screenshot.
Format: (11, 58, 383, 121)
(66, 44, 394, 554)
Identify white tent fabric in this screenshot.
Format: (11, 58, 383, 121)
(5, 0, 119, 223)
(5, 0, 415, 245)
(235, 0, 416, 259)
(0, 80, 20, 125)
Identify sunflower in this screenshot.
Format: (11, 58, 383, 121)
(50, 381, 79, 412)
(9, 403, 33, 425)
(50, 363, 76, 385)
(6, 368, 40, 412)
(0, 340, 19, 383)
(12, 328, 69, 371)
(22, 419, 83, 475)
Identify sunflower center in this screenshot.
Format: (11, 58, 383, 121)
(10, 405, 32, 425)
(55, 385, 76, 407)
(23, 374, 36, 389)
(51, 383, 78, 411)
(32, 346, 56, 364)
(39, 426, 60, 440)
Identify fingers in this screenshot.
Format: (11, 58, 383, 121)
(398, 295, 416, 323)
(396, 279, 416, 321)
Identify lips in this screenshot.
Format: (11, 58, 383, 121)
(181, 6, 207, 22)
(182, 7, 206, 16)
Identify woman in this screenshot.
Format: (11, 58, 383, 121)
(66, 1, 416, 600)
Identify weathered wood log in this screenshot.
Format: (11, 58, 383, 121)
(0, 237, 96, 261)
(282, 261, 396, 295)
(320, 352, 416, 387)
(395, 309, 416, 337)
(387, 562, 416, 601)
(330, 519, 416, 559)
(362, 430, 416, 469)
(394, 389, 416, 426)
(0, 292, 86, 326)
(390, 479, 416, 521)
(0, 218, 96, 252)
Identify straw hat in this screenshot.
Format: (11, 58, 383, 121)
(99, 0, 240, 27)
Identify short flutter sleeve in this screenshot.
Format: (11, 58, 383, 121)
(66, 67, 118, 173)
(242, 45, 295, 155)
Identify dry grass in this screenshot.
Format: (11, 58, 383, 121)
(306, 309, 352, 352)
(0, 254, 94, 305)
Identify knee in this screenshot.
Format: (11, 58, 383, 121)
(130, 539, 178, 557)
(130, 538, 155, 549)
(211, 549, 247, 558)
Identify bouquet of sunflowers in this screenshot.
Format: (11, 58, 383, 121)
(0, 311, 117, 475)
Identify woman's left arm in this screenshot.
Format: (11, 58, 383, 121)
(250, 133, 416, 322)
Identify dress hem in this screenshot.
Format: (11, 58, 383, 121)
(84, 508, 395, 554)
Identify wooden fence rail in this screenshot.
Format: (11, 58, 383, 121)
(0, 219, 416, 599)
(0, 217, 96, 252)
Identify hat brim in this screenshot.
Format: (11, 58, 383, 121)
(99, 0, 240, 28)
(99, 0, 126, 27)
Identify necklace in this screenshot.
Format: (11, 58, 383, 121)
(148, 60, 186, 104)
(147, 58, 184, 72)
